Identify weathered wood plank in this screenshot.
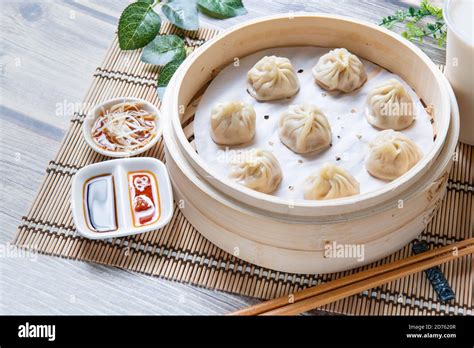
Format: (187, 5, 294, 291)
(0, 0, 447, 315)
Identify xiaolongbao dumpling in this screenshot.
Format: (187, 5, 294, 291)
(366, 130, 422, 181)
(229, 148, 282, 194)
(312, 48, 367, 93)
(304, 163, 360, 200)
(366, 79, 416, 130)
(210, 101, 256, 145)
(247, 56, 300, 101)
(278, 104, 332, 154)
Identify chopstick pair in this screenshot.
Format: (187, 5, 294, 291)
(230, 238, 474, 316)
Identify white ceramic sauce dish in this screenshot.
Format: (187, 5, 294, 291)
(83, 97, 162, 157)
(71, 157, 173, 240)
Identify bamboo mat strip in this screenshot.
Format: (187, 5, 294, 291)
(13, 26, 473, 315)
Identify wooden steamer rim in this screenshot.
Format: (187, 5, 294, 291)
(164, 14, 451, 217)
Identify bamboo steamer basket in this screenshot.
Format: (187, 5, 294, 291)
(165, 14, 451, 218)
(162, 14, 459, 274)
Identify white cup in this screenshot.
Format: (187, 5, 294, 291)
(444, 0, 474, 145)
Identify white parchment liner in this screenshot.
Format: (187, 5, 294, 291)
(193, 47, 434, 200)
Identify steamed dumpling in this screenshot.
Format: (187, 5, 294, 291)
(210, 101, 256, 145)
(312, 48, 367, 93)
(278, 104, 332, 154)
(247, 56, 300, 101)
(366, 130, 422, 181)
(229, 148, 282, 194)
(366, 79, 416, 130)
(304, 163, 360, 200)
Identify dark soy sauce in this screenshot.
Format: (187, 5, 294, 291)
(85, 174, 117, 232)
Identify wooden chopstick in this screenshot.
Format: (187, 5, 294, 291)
(230, 238, 474, 316)
(265, 244, 473, 315)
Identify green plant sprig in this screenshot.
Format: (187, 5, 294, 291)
(117, 0, 248, 98)
(380, 0, 446, 47)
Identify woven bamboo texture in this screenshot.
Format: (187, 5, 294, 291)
(13, 24, 473, 315)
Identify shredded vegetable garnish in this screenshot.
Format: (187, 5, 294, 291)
(91, 102, 157, 153)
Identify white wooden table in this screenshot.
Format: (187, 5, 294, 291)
(0, 0, 446, 315)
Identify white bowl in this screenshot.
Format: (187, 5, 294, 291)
(83, 97, 162, 158)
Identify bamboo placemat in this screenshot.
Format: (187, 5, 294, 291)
(13, 24, 473, 315)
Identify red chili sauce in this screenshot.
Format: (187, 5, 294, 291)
(128, 172, 160, 227)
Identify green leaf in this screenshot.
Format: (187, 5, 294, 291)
(138, 0, 155, 4)
(162, 0, 199, 31)
(157, 57, 185, 100)
(141, 34, 186, 65)
(437, 32, 447, 47)
(378, 0, 446, 47)
(197, 0, 247, 19)
(118, 2, 161, 50)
